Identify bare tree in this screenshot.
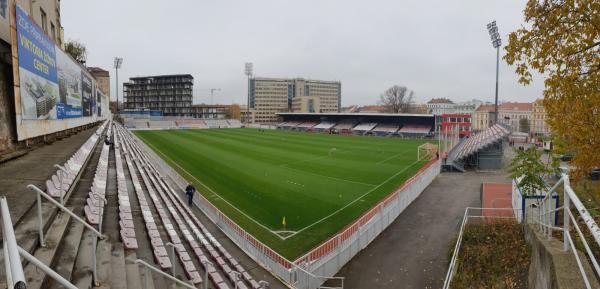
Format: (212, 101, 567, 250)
(379, 85, 414, 113)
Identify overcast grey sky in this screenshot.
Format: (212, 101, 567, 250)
(61, 0, 544, 106)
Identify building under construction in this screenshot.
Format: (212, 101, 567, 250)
(123, 74, 194, 116)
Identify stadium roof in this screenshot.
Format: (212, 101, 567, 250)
(276, 112, 434, 117)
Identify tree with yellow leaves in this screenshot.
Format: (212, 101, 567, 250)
(505, 0, 600, 179)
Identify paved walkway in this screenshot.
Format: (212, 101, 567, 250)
(0, 127, 97, 225)
(336, 171, 510, 289)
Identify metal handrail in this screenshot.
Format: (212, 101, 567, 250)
(443, 207, 519, 289)
(17, 246, 78, 289)
(1, 197, 26, 289)
(27, 185, 105, 240)
(135, 259, 197, 289)
(28, 184, 106, 286)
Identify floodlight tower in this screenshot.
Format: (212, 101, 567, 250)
(244, 62, 253, 124)
(210, 88, 221, 104)
(486, 21, 501, 125)
(114, 57, 123, 114)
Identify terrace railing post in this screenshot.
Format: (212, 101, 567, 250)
(54, 164, 67, 206)
(36, 189, 46, 247)
(232, 271, 241, 289)
(92, 235, 98, 286)
(166, 242, 176, 277)
(202, 260, 213, 289)
(563, 176, 571, 252)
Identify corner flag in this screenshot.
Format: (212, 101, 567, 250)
(282, 216, 287, 228)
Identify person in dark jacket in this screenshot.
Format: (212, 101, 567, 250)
(185, 184, 196, 206)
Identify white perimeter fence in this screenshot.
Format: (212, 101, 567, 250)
(130, 130, 441, 289)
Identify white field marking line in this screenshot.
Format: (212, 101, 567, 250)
(280, 158, 423, 240)
(281, 165, 377, 187)
(141, 140, 288, 240)
(375, 149, 411, 165)
(277, 149, 354, 168)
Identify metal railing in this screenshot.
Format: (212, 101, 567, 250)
(443, 207, 518, 289)
(27, 184, 106, 286)
(1, 197, 26, 289)
(444, 174, 600, 289)
(135, 259, 197, 289)
(2, 197, 79, 289)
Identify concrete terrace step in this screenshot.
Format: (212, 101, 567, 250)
(110, 243, 128, 289)
(22, 210, 71, 289)
(71, 230, 95, 289)
(95, 238, 112, 289)
(45, 220, 85, 289)
(124, 251, 143, 289)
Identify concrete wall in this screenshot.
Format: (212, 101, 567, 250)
(0, 52, 16, 153)
(525, 225, 599, 289)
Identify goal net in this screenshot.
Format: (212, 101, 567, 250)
(418, 143, 438, 161)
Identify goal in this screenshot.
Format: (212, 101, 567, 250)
(418, 143, 438, 161)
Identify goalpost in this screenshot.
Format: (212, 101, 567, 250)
(418, 143, 438, 161)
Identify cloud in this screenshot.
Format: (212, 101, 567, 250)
(61, 0, 544, 106)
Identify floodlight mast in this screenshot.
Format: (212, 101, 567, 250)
(244, 63, 253, 125)
(486, 21, 501, 125)
(114, 57, 123, 115)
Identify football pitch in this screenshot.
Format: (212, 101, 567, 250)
(134, 128, 431, 260)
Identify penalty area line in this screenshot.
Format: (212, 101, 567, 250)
(142, 140, 288, 240)
(280, 158, 423, 240)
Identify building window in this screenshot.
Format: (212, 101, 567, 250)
(40, 8, 47, 33)
(50, 23, 56, 41)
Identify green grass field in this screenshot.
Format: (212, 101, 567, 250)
(134, 128, 431, 260)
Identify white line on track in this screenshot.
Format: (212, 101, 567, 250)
(280, 159, 423, 240)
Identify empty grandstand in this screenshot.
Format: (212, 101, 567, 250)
(277, 112, 435, 138)
(313, 121, 337, 132)
(124, 118, 240, 130)
(444, 124, 509, 171)
(1, 120, 281, 289)
(371, 124, 400, 136)
(352, 122, 378, 135)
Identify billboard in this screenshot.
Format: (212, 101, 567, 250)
(11, 4, 109, 140)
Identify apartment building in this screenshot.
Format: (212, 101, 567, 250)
(249, 77, 341, 123)
(123, 74, 194, 116)
(531, 99, 550, 135)
(473, 104, 496, 131)
(499, 102, 533, 132)
(88, 67, 110, 96)
(1, 0, 63, 47)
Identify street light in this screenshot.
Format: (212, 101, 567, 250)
(114, 57, 123, 114)
(244, 62, 253, 125)
(486, 21, 501, 125)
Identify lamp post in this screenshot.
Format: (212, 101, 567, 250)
(486, 21, 501, 125)
(114, 57, 123, 114)
(244, 63, 253, 125)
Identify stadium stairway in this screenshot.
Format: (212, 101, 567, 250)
(443, 138, 467, 172)
(1, 120, 280, 289)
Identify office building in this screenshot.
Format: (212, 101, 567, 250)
(123, 74, 194, 116)
(249, 77, 341, 123)
(1, 0, 63, 47)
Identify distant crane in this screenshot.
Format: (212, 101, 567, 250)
(210, 88, 221, 104)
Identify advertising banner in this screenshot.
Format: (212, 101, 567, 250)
(12, 4, 110, 140)
(16, 5, 58, 120)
